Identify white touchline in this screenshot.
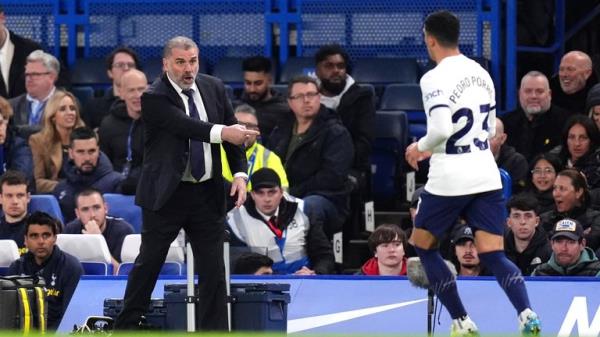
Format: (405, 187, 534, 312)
(287, 298, 427, 333)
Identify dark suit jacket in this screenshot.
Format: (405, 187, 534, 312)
(8, 93, 43, 138)
(136, 73, 246, 212)
(1, 31, 42, 99)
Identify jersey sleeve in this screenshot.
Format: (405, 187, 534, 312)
(417, 73, 454, 152)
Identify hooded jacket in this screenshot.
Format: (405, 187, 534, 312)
(504, 227, 552, 275)
(53, 152, 124, 222)
(532, 247, 600, 276)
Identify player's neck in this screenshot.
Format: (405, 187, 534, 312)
(433, 48, 461, 64)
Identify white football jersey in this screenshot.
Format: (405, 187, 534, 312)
(417, 54, 501, 196)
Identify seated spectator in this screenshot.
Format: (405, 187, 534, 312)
(29, 90, 84, 193)
(0, 96, 33, 182)
(540, 168, 600, 250)
(227, 168, 334, 275)
(549, 51, 598, 115)
(53, 127, 123, 222)
(82, 46, 140, 129)
(221, 104, 288, 192)
(270, 76, 354, 238)
(357, 224, 407, 276)
(504, 194, 551, 275)
(315, 44, 375, 196)
(0, 170, 31, 253)
(450, 224, 491, 276)
(233, 252, 274, 275)
(489, 117, 528, 193)
(235, 56, 291, 146)
(522, 153, 563, 214)
(553, 115, 600, 189)
(64, 188, 134, 273)
(501, 71, 569, 161)
(8, 211, 83, 330)
(98, 69, 146, 195)
(9, 50, 59, 139)
(532, 218, 600, 276)
(586, 83, 600, 130)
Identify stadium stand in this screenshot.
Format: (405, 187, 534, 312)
(56, 234, 113, 275)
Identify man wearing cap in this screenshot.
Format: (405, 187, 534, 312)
(227, 167, 334, 275)
(450, 224, 490, 276)
(532, 218, 600, 276)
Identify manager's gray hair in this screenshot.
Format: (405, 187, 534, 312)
(163, 36, 198, 58)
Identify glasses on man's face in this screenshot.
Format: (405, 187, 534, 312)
(24, 72, 50, 79)
(112, 62, 136, 70)
(288, 91, 319, 101)
(531, 168, 555, 175)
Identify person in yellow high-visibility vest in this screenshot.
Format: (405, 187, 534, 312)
(222, 104, 288, 191)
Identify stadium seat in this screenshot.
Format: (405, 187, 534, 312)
(103, 194, 142, 233)
(212, 57, 245, 85)
(371, 110, 408, 202)
(56, 234, 113, 275)
(29, 194, 64, 225)
(352, 57, 419, 84)
(69, 58, 111, 89)
(271, 83, 288, 98)
(380, 83, 425, 140)
(500, 168, 512, 201)
(117, 234, 184, 275)
(71, 86, 95, 107)
(279, 57, 315, 83)
(143, 58, 164, 83)
(0, 240, 20, 275)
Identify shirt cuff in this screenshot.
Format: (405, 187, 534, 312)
(233, 172, 248, 181)
(210, 124, 225, 143)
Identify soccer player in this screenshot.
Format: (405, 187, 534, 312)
(405, 10, 541, 336)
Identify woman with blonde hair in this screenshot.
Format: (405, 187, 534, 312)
(29, 90, 84, 193)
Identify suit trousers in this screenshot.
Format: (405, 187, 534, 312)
(115, 180, 228, 330)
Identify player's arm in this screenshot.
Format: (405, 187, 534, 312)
(417, 76, 453, 152)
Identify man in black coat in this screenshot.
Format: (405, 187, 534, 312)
(489, 118, 528, 193)
(114, 36, 257, 331)
(270, 76, 354, 238)
(501, 71, 569, 161)
(315, 44, 374, 196)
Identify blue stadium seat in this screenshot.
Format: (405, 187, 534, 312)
(69, 58, 110, 90)
(279, 57, 315, 83)
(118, 234, 184, 275)
(116, 262, 183, 276)
(71, 86, 95, 108)
(56, 234, 113, 275)
(143, 58, 164, 83)
(82, 262, 113, 275)
(380, 83, 425, 140)
(103, 194, 142, 233)
(29, 194, 64, 224)
(212, 57, 245, 85)
(500, 168, 512, 201)
(352, 57, 419, 84)
(371, 110, 408, 201)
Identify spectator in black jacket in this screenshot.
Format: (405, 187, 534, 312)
(490, 117, 528, 193)
(586, 83, 600, 130)
(8, 211, 83, 330)
(549, 51, 598, 115)
(235, 56, 291, 146)
(504, 194, 551, 275)
(98, 69, 145, 195)
(82, 46, 140, 129)
(0, 170, 31, 253)
(270, 76, 354, 238)
(315, 44, 374, 196)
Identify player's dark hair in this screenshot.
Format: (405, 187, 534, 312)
(424, 10, 460, 48)
(242, 56, 272, 74)
(367, 224, 407, 253)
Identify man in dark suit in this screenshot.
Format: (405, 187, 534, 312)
(0, 6, 43, 99)
(114, 36, 258, 331)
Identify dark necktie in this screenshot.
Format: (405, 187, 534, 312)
(182, 89, 205, 180)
